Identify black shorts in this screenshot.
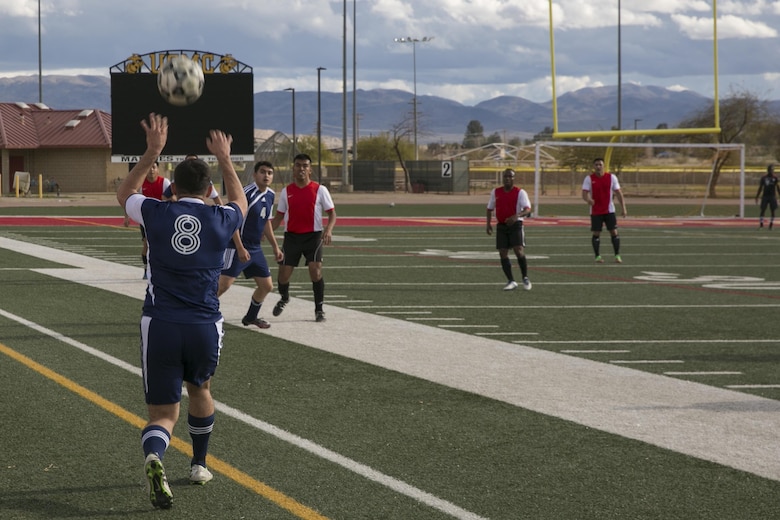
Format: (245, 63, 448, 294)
(590, 213, 618, 232)
(495, 222, 525, 250)
(280, 231, 324, 266)
(760, 198, 778, 212)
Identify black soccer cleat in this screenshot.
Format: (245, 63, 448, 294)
(272, 298, 289, 317)
(315, 311, 326, 323)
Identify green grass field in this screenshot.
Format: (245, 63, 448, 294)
(1, 206, 778, 519)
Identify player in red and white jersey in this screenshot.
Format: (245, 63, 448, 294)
(123, 160, 171, 277)
(581, 157, 627, 264)
(486, 168, 532, 291)
(270, 153, 336, 322)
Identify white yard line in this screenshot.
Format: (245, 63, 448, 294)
(3, 236, 780, 484)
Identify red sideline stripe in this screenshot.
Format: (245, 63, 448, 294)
(0, 216, 758, 227)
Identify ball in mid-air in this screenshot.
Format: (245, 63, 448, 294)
(157, 56, 204, 106)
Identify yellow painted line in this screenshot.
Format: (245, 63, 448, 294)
(0, 341, 330, 520)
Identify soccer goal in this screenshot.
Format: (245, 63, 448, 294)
(532, 140, 746, 218)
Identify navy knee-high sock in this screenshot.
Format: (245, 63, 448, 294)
(189, 413, 215, 468)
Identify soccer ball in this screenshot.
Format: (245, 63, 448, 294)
(157, 56, 204, 107)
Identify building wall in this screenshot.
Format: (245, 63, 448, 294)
(28, 148, 126, 193)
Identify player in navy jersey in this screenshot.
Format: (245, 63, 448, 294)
(486, 168, 532, 291)
(755, 164, 780, 229)
(270, 153, 337, 322)
(218, 161, 283, 328)
(116, 113, 247, 509)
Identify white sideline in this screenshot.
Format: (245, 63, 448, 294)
(3, 236, 780, 483)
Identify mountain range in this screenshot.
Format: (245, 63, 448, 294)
(0, 74, 721, 143)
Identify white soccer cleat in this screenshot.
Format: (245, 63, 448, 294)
(189, 464, 213, 485)
(522, 277, 532, 291)
(503, 281, 518, 291)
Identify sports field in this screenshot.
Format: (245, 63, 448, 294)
(1, 200, 778, 519)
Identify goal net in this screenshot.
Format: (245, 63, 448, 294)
(532, 140, 746, 218)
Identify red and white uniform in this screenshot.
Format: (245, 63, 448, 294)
(582, 173, 621, 215)
(141, 176, 170, 201)
(276, 181, 335, 233)
(487, 186, 531, 224)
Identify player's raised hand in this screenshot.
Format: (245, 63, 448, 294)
(206, 130, 233, 159)
(139, 113, 168, 155)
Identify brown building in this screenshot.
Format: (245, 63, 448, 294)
(0, 102, 126, 194)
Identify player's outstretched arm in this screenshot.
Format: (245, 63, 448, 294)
(117, 113, 167, 208)
(206, 130, 247, 216)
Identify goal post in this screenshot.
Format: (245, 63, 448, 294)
(532, 140, 746, 218)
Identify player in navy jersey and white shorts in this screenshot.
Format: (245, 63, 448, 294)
(270, 153, 337, 322)
(117, 114, 247, 510)
(218, 161, 283, 328)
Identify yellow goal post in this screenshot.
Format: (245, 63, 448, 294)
(547, 0, 721, 140)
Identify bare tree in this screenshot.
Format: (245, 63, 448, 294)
(678, 88, 770, 197)
(389, 115, 416, 192)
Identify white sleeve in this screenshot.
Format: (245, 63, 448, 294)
(486, 189, 496, 210)
(125, 193, 146, 226)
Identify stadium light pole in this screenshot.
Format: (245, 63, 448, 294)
(38, 0, 42, 103)
(394, 36, 433, 161)
(284, 87, 296, 156)
(317, 66, 326, 183)
(617, 0, 622, 130)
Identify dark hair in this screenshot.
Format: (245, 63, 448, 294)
(254, 160, 274, 173)
(173, 158, 211, 196)
(769, 164, 775, 174)
(293, 153, 312, 164)
(593, 157, 604, 163)
(502, 168, 515, 177)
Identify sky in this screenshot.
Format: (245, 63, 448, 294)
(1, 0, 779, 106)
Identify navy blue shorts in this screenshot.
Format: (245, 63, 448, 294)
(140, 316, 224, 405)
(221, 246, 271, 279)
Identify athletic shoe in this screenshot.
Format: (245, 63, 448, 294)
(615, 255, 623, 264)
(241, 317, 271, 329)
(759, 222, 764, 228)
(144, 453, 172, 509)
(272, 298, 289, 317)
(503, 281, 518, 291)
(522, 277, 532, 291)
(315, 311, 326, 323)
(189, 464, 213, 485)
(595, 256, 605, 263)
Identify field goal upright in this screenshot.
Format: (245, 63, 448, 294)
(532, 140, 746, 218)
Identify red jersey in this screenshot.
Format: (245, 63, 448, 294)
(487, 186, 531, 224)
(582, 173, 620, 215)
(141, 176, 169, 201)
(276, 181, 335, 234)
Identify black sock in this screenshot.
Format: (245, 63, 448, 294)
(517, 255, 528, 278)
(592, 236, 600, 256)
(141, 255, 147, 266)
(313, 278, 325, 312)
(500, 257, 513, 281)
(611, 234, 621, 255)
(278, 282, 290, 301)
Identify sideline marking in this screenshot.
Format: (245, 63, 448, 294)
(0, 335, 328, 520)
(0, 310, 487, 520)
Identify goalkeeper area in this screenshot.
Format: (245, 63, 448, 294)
(530, 140, 746, 218)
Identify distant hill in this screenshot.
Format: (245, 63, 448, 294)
(0, 75, 715, 143)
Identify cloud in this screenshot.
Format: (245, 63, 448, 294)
(672, 13, 778, 39)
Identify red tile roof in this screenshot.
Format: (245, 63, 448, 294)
(0, 102, 111, 149)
